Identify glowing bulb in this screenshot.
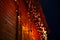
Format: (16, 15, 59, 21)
(18, 16, 20, 20)
(34, 15, 38, 18)
(22, 26, 25, 30)
(41, 23, 44, 27)
(38, 18, 41, 21)
(44, 31, 46, 34)
(14, 0, 17, 2)
(16, 10, 18, 12)
(38, 22, 40, 25)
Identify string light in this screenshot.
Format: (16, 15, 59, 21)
(21, 0, 48, 40)
(41, 23, 44, 27)
(18, 16, 20, 20)
(39, 27, 47, 40)
(28, 0, 31, 8)
(38, 18, 41, 21)
(34, 15, 38, 18)
(38, 22, 40, 26)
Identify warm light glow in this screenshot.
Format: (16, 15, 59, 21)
(38, 18, 41, 21)
(18, 16, 21, 20)
(14, 0, 17, 2)
(22, 26, 25, 30)
(42, 27, 47, 40)
(22, 25, 30, 34)
(32, 37, 35, 40)
(16, 10, 18, 12)
(41, 24, 44, 27)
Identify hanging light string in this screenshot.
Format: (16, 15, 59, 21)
(27, 0, 48, 40)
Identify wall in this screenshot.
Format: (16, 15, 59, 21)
(0, 0, 17, 40)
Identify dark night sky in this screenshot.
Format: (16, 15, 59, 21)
(40, 0, 60, 40)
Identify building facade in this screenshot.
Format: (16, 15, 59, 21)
(0, 0, 48, 40)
